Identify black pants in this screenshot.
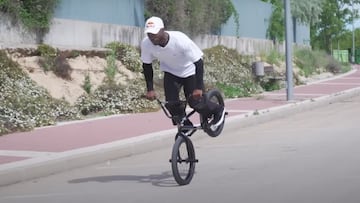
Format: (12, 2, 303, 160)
(163, 72, 220, 124)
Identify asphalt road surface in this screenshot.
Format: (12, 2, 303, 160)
(1, 95, 360, 203)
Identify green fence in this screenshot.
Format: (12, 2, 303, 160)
(332, 50, 349, 63)
(355, 49, 360, 64)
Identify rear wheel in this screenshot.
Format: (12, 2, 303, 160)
(171, 135, 196, 185)
(202, 89, 225, 137)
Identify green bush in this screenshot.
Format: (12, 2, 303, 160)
(217, 82, 255, 98)
(105, 42, 142, 72)
(82, 71, 92, 94)
(104, 49, 117, 85)
(37, 44, 57, 72)
(266, 49, 284, 66)
(325, 56, 348, 74)
(53, 53, 72, 80)
(294, 48, 319, 76)
(203, 45, 260, 97)
(75, 79, 158, 116)
(260, 78, 281, 91)
(294, 48, 345, 76)
(0, 50, 79, 135)
(37, 44, 57, 56)
(36, 44, 72, 80)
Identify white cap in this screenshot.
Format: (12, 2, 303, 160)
(144, 16, 164, 34)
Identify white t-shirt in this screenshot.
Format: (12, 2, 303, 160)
(141, 31, 203, 78)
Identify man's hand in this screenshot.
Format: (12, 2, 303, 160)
(145, 90, 156, 100)
(192, 89, 203, 100)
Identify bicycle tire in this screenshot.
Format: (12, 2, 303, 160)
(171, 135, 196, 185)
(203, 89, 225, 137)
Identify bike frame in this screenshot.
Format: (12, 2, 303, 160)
(156, 99, 203, 137)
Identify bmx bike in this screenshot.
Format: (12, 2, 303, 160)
(156, 89, 226, 185)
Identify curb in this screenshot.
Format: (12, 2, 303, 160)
(225, 86, 360, 131)
(1, 87, 360, 187)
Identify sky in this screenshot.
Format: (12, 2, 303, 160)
(345, 3, 360, 30)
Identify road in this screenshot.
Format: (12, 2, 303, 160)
(1, 95, 360, 203)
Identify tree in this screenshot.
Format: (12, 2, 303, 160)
(261, 0, 324, 42)
(0, 0, 59, 43)
(336, 28, 360, 50)
(145, 0, 238, 36)
(262, 0, 284, 42)
(311, 0, 360, 53)
(291, 0, 324, 24)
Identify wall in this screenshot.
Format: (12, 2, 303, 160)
(0, 16, 283, 55)
(222, 0, 310, 45)
(294, 20, 310, 46)
(221, 0, 272, 39)
(0, 0, 145, 48)
(54, 0, 145, 27)
(0, 12, 37, 46)
(43, 18, 145, 49)
(0, 0, 298, 53)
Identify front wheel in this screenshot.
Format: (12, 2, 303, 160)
(171, 135, 196, 185)
(202, 89, 226, 137)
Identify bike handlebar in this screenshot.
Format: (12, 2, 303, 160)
(156, 98, 172, 119)
(156, 98, 196, 121)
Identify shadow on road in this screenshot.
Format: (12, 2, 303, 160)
(68, 171, 180, 187)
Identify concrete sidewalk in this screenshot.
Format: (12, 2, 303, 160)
(1, 66, 360, 187)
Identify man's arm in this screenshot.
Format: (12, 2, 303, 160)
(142, 63, 156, 100)
(191, 59, 204, 99)
(194, 59, 204, 90)
(142, 63, 154, 91)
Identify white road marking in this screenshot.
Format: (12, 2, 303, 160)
(318, 82, 360, 85)
(225, 109, 253, 113)
(340, 77, 360, 79)
(0, 150, 57, 158)
(1, 193, 79, 199)
(262, 93, 327, 96)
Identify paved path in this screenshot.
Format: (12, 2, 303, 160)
(1, 65, 360, 186)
